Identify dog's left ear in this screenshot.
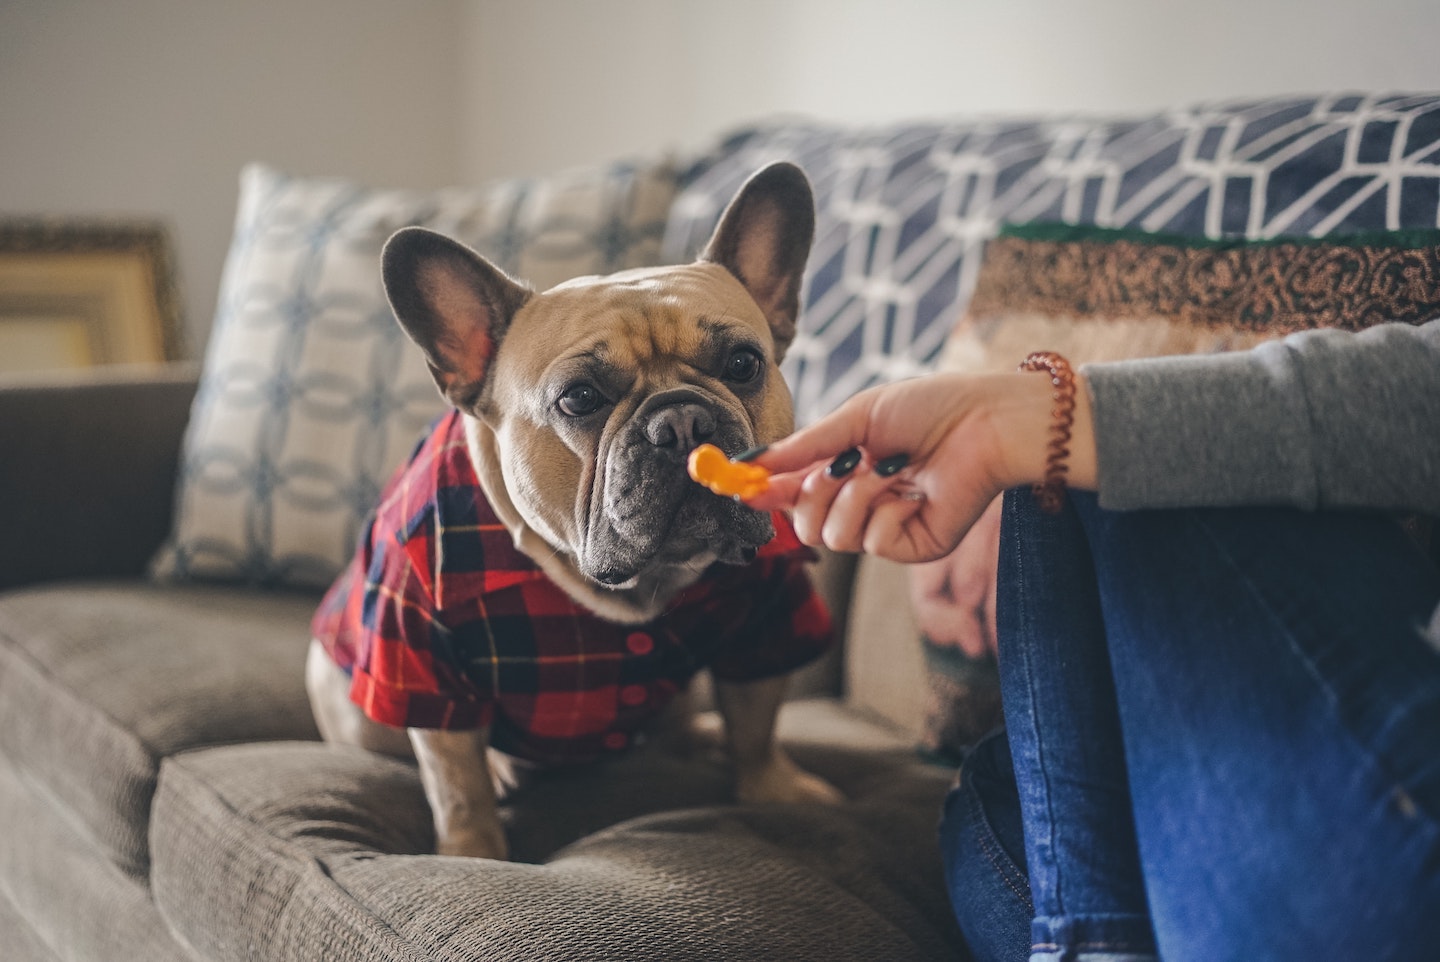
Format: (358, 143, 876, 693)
(382, 227, 531, 410)
(700, 162, 815, 362)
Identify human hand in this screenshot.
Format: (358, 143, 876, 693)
(746, 370, 1094, 564)
(908, 495, 1002, 660)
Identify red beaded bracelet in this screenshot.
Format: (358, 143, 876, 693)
(1018, 351, 1077, 513)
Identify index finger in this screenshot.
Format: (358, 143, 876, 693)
(751, 394, 874, 475)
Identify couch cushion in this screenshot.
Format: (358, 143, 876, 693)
(152, 159, 678, 590)
(664, 93, 1440, 427)
(0, 890, 58, 962)
(152, 705, 962, 962)
(0, 582, 319, 874)
(0, 761, 190, 962)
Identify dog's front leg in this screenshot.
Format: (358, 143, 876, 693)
(714, 676, 844, 805)
(408, 727, 509, 859)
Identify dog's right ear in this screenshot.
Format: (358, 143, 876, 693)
(382, 227, 531, 409)
(700, 162, 815, 363)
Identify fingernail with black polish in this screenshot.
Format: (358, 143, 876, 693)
(875, 453, 910, 477)
(734, 445, 768, 463)
(827, 448, 862, 478)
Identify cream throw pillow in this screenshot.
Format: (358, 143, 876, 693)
(152, 161, 677, 588)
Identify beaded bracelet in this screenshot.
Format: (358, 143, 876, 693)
(1017, 351, 1076, 513)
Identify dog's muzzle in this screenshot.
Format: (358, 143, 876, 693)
(583, 388, 766, 586)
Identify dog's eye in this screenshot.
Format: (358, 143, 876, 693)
(723, 348, 762, 383)
(557, 383, 604, 417)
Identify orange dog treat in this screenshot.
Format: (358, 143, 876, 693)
(687, 443, 770, 500)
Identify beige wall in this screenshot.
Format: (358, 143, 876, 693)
(460, 0, 1440, 182)
(0, 0, 463, 357)
(4, 0, 1438, 357)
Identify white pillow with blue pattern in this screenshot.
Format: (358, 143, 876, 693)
(152, 160, 678, 588)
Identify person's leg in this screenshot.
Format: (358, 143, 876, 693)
(941, 487, 1158, 962)
(1068, 494, 1440, 962)
(994, 490, 1158, 962)
(945, 490, 1440, 961)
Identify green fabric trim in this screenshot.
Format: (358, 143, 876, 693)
(998, 222, 1440, 251)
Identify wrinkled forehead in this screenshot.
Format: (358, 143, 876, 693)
(501, 262, 770, 365)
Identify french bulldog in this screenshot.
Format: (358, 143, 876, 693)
(306, 162, 842, 860)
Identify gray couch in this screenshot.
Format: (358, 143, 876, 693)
(0, 363, 959, 961)
(0, 362, 966, 961)
(5, 93, 1438, 960)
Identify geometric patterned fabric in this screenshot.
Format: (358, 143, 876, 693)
(152, 162, 678, 588)
(663, 92, 1440, 426)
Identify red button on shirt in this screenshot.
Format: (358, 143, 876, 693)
(620, 684, 648, 707)
(603, 732, 628, 751)
(626, 632, 654, 655)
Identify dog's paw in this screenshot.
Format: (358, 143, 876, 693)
(736, 751, 845, 806)
(435, 821, 510, 860)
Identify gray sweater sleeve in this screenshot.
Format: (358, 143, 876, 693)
(1083, 318, 1440, 516)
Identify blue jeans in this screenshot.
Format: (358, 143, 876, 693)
(941, 490, 1440, 962)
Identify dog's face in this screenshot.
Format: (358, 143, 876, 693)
(483, 261, 793, 584)
(382, 164, 815, 613)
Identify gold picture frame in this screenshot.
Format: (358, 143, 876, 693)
(0, 219, 183, 375)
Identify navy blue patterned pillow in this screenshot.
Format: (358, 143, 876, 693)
(153, 161, 677, 588)
(664, 93, 1440, 425)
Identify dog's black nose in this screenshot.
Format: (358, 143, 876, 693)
(643, 401, 716, 451)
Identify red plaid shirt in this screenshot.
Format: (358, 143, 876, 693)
(312, 410, 833, 764)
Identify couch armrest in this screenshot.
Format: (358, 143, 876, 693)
(0, 363, 199, 589)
